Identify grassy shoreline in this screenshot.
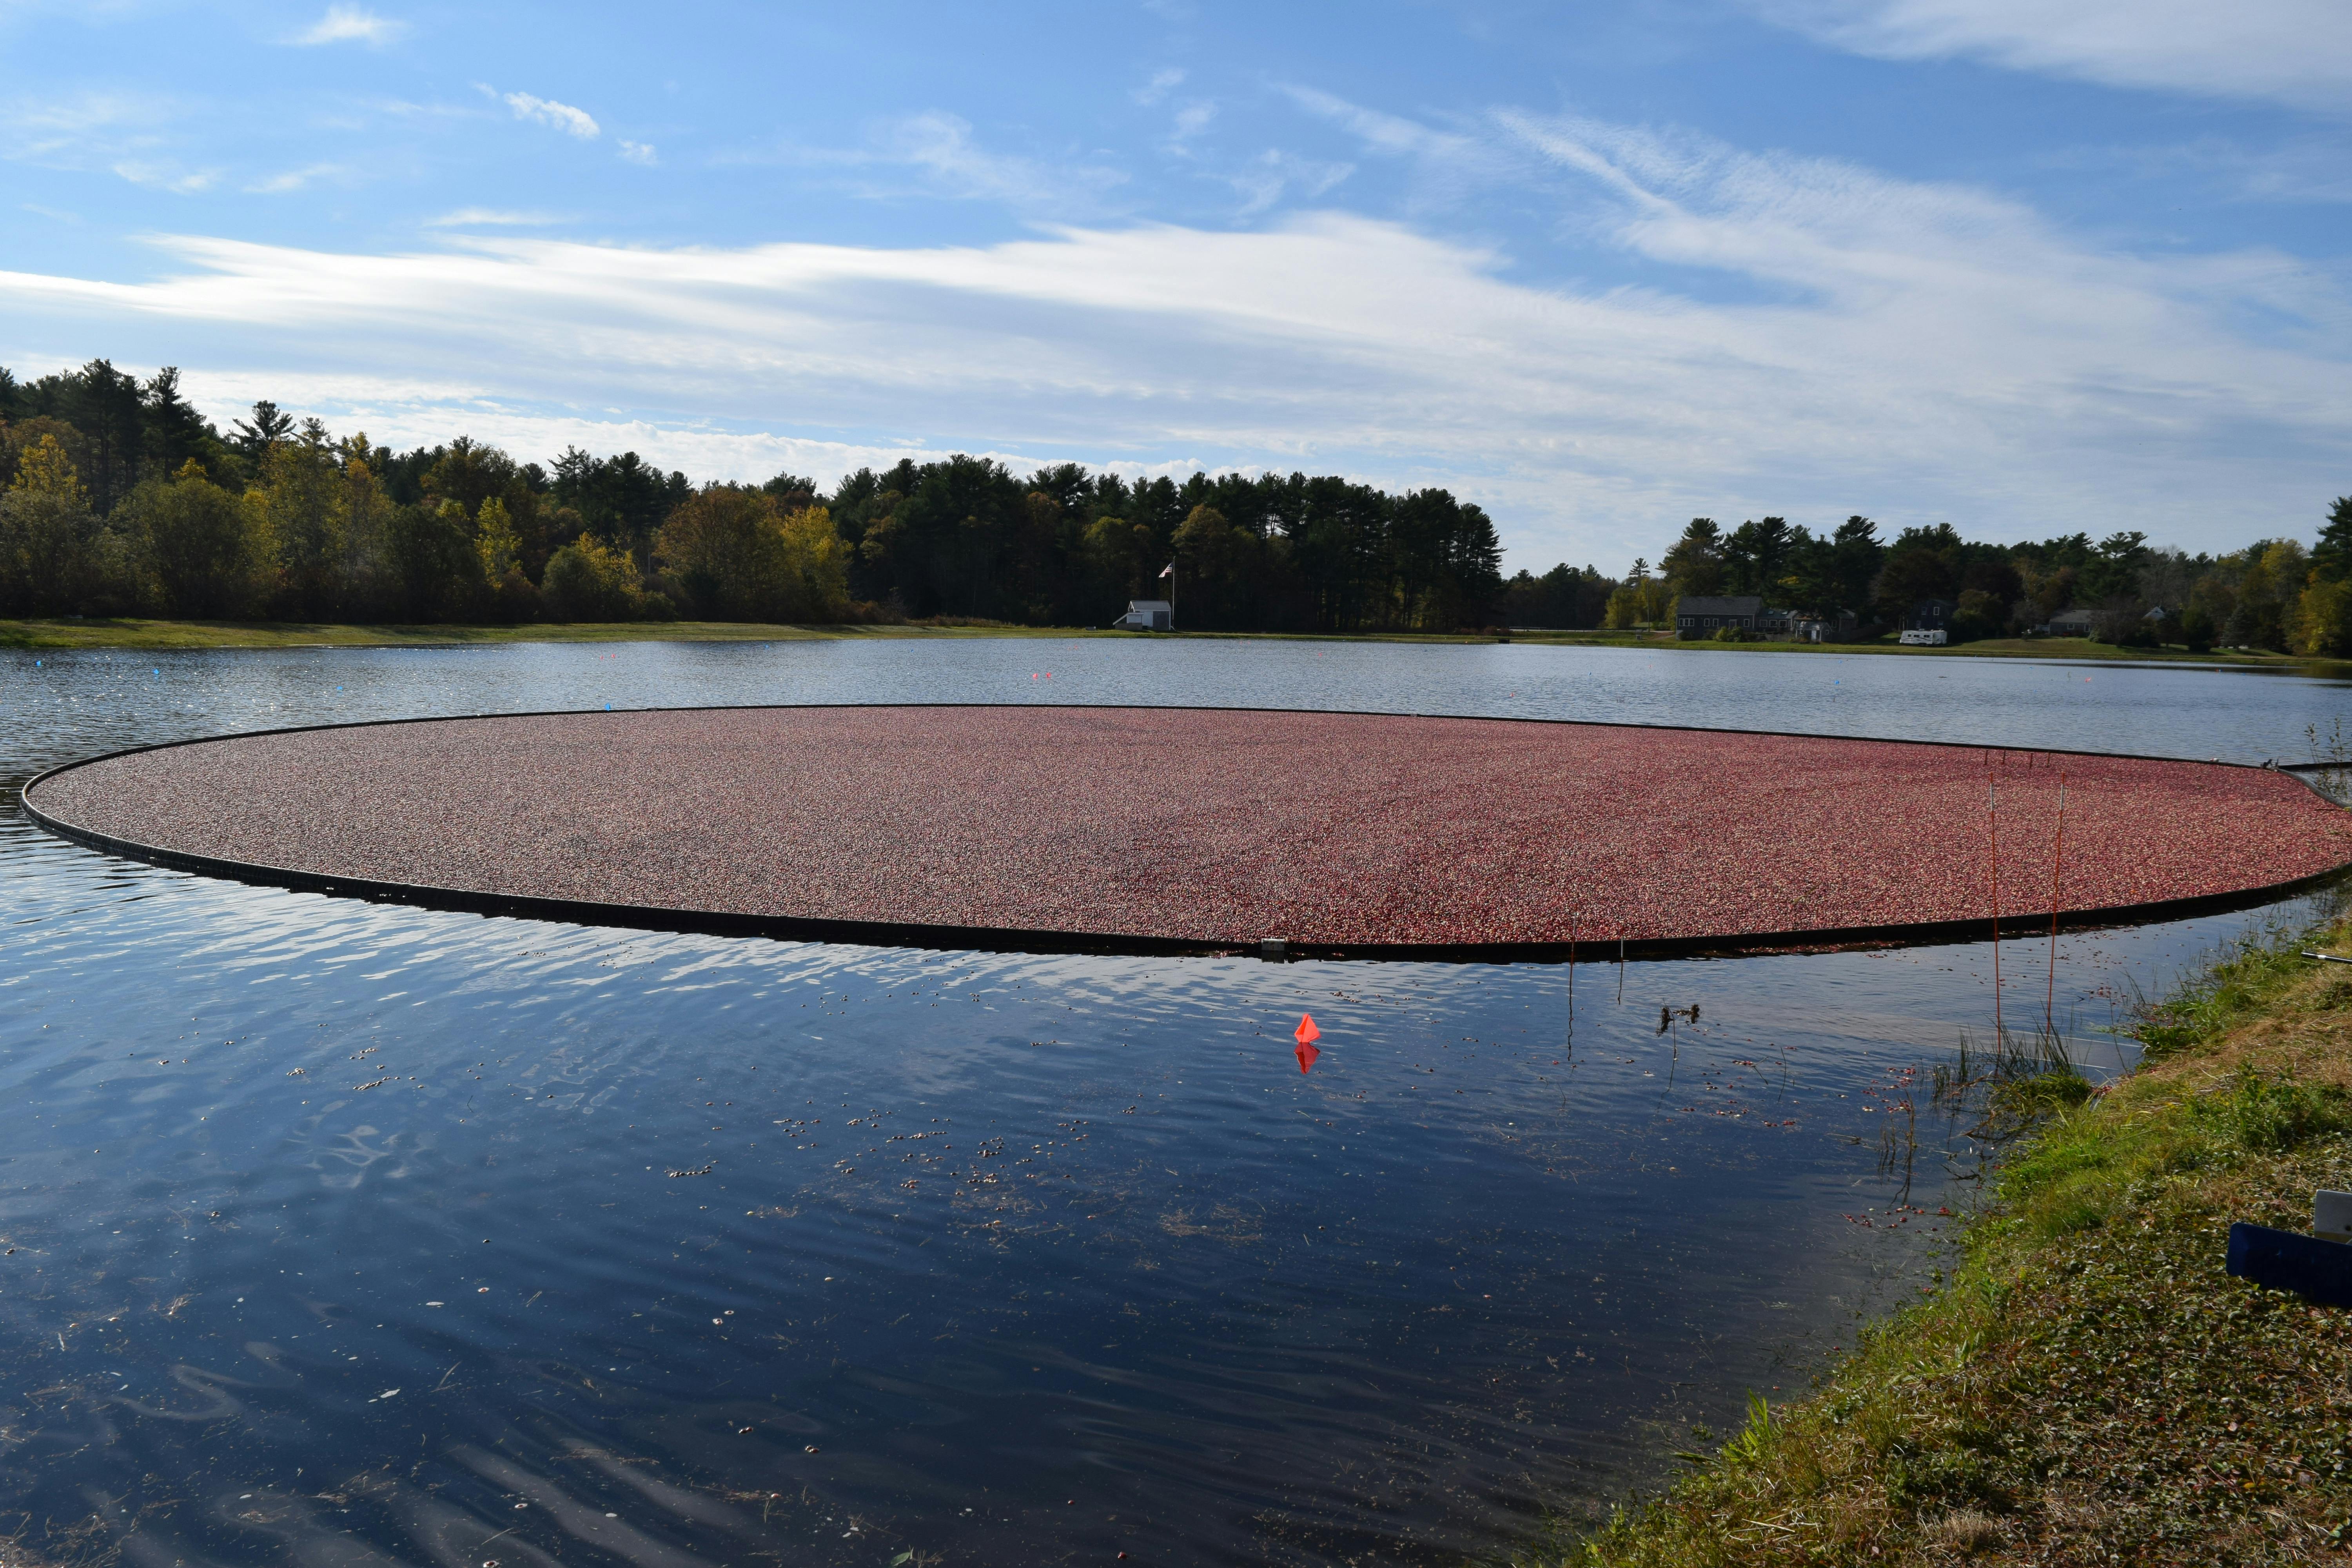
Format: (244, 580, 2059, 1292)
(1505, 629, 2309, 667)
(0, 616, 2323, 669)
(1573, 907, 2352, 1565)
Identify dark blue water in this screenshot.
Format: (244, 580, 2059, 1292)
(3, 639, 2345, 1567)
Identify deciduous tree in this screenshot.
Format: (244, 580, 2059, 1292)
(123, 461, 271, 619)
(0, 434, 110, 615)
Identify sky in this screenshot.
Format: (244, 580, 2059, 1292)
(0, 0, 2347, 572)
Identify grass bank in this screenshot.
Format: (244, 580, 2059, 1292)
(1, 617, 2323, 669)
(1505, 628, 2307, 667)
(0, 616, 1536, 650)
(1572, 910, 2352, 1565)
(0, 616, 1151, 650)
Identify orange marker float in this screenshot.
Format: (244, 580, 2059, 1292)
(1294, 1012, 1321, 1073)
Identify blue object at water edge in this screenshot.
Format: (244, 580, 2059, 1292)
(2227, 1222, 2352, 1307)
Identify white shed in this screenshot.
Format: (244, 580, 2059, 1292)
(1113, 600, 1173, 631)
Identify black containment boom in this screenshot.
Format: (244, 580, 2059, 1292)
(2226, 1222, 2352, 1308)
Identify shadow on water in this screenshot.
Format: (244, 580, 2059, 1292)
(2, 639, 2348, 1564)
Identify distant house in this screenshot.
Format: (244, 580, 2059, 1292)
(1894, 599, 1956, 646)
(1112, 599, 1173, 631)
(1907, 599, 1955, 632)
(2043, 607, 2097, 637)
(1674, 595, 1762, 635)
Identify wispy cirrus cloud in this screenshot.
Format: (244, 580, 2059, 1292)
(291, 4, 405, 46)
(109, 160, 217, 194)
(1230, 149, 1353, 216)
(1131, 68, 1186, 106)
(424, 208, 570, 228)
(0, 90, 218, 193)
(1283, 85, 1480, 163)
(4, 89, 173, 163)
(1750, 0, 2352, 113)
(246, 163, 353, 194)
(1280, 84, 1519, 209)
(726, 112, 1129, 217)
(501, 90, 600, 140)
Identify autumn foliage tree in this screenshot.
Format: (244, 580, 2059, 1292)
(654, 485, 848, 622)
(0, 434, 110, 615)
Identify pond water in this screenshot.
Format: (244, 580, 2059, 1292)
(3, 638, 2348, 1568)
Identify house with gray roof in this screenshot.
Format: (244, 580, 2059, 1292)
(1673, 595, 1762, 635)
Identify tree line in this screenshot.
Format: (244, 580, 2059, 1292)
(5, 359, 2339, 648)
(0, 359, 1509, 632)
(1619, 510, 2352, 653)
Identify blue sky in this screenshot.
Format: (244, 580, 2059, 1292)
(2, 0, 2347, 571)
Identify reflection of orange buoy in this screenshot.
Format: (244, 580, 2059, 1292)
(1295, 1040, 1320, 1073)
(1295, 1013, 1320, 1044)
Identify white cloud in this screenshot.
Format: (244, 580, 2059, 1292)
(246, 163, 350, 194)
(877, 113, 1123, 209)
(1283, 84, 1475, 162)
(7, 90, 154, 139)
(503, 91, 599, 140)
(734, 113, 1127, 216)
(1281, 84, 1519, 208)
(618, 139, 657, 166)
(3, 89, 174, 167)
(1170, 101, 1216, 141)
(424, 207, 570, 228)
(1, 114, 2345, 564)
(1755, 0, 2352, 113)
(1132, 68, 1185, 106)
(177, 373, 956, 483)
(110, 161, 215, 193)
(1230, 149, 1353, 216)
(292, 4, 405, 46)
